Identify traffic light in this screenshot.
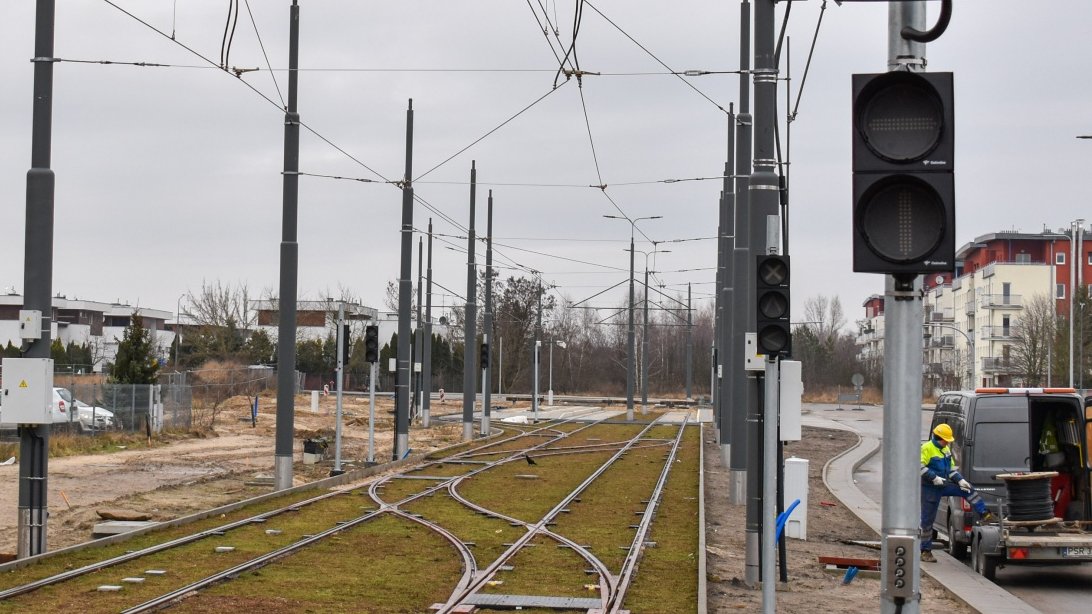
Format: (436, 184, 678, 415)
(756, 255, 791, 357)
(480, 342, 490, 369)
(364, 325, 379, 363)
(852, 71, 954, 274)
(340, 323, 350, 365)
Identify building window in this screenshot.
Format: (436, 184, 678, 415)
(1015, 253, 1031, 264)
(1057, 252, 1066, 265)
(1088, 252, 1092, 265)
(1057, 284, 1066, 299)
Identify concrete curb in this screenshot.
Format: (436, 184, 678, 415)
(819, 426, 1040, 614)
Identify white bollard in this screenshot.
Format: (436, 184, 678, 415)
(784, 456, 809, 540)
(311, 390, 319, 413)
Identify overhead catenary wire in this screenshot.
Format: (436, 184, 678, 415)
(242, 0, 285, 108)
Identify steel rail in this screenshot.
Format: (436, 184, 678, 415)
(387, 509, 478, 610)
(606, 416, 691, 613)
(439, 419, 666, 613)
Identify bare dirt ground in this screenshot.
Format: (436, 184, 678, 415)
(0, 393, 529, 555)
(705, 427, 973, 613)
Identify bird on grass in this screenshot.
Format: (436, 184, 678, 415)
(524, 454, 538, 466)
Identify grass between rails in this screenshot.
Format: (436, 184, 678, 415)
(402, 492, 524, 569)
(458, 450, 616, 523)
(481, 535, 592, 597)
(0, 486, 329, 594)
(0, 489, 377, 611)
(171, 514, 462, 613)
(622, 426, 700, 613)
(374, 477, 446, 504)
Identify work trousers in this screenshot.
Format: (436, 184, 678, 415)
(920, 483, 987, 551)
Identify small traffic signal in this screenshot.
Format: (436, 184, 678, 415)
(364, 325, 379, 363)
(852, 71, 954, 274)
(340, 323, 350, 366)
(480, 343, 490, 369)
(755, 255, 791, 357)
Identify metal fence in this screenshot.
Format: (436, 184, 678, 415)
(65, 383, 192, 434)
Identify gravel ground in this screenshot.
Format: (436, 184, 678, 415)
(704, 426, 973, 613)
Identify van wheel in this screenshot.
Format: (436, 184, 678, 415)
(973, 536, 998, 581)
(947, 514, 968, 559)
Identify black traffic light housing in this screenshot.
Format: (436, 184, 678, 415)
(340, 323, 351, 365)
(364, 325, 379, 363)
(480, 343, 490, 369)
(852, 71, 955, 275)
(756, 255, 791, 357)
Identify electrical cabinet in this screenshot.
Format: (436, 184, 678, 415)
(0, 358, 54, 424)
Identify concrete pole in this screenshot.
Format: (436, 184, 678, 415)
(423, 219, 433, 427)
(720, 105, 736, 470)
(498, 337, 503, 395)
(274, 0, 301, 492)
(548, 340, 554, 406)
(642, 263, 650, 414)
(394, 99, 414, 460)
(729, 0, 752, 508)
(1071, 220, 1080, 388)
(627, 234, 636, 420)
(333, 303, 344, 474)
(533, 281, 542, 421)
(686, 283, 693, 401)
(482, 191, 493, 433)
(462, 162, 478, 440)
(18, 0, 56, 559)
(880, 4, 926, 613)
(415, 237, 424, 420)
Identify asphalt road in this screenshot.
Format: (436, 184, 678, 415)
(824, 401, 1092, 612)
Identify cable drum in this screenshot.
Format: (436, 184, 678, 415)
(998, 472, 1058, 522)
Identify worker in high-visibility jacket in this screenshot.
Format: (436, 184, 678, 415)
(920, 423, 993, 562)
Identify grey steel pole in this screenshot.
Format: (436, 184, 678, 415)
(548, 340, 554, 406)
(18, 0, 56, 559)
(1071, 220, 1079, 388)
(626, 234, 636, 420)
(762, 358, 778, 612)
(533, 281, 542, 420)
(274, 0, 301, 492)
(482, 191, 494, 433)
(747, 0, 781, 589)
(462, 162, 478, 440)
(881, 4, 926, 613)
(394, 99, 414, 460)
(729, 0, 752, 508)
(686, 283, 693, 401)
(415, 237, 423, 421)
(423, 219, 434, 428)
(642, 263, 650, 414)
(498, 337, 503, 395)
(333, 304, 344, 474)
(368, 362, 376, 464)
(720, 105, 736, 469)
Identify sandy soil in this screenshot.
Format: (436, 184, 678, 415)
(0, 393, 524, 555)
(705, 427, 973, 613)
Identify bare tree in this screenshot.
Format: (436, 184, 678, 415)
(1011, 293, 1057, 386)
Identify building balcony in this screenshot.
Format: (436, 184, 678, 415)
(982, 357, 1019, 374)
(965, 300, 976, 315)
(979, 294, 1022, 309)
(980, 326, 1014, 340)
(928, 335, 955, 349)
(929, 308, 955, 322)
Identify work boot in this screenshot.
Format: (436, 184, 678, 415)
(920, 550, 936, 563)
(981, 511, 996, 523)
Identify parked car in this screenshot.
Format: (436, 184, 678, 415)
(51, 387, 75, 424)
(73, 399, 117, 431)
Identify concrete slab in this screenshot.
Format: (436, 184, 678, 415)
(92, 520, 158, 539)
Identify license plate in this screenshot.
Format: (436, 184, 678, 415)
(1061, 547, 1092, 558)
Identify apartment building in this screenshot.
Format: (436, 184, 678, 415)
(861, 227, 1091, 392)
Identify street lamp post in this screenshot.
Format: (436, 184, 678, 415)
(1071, 219, 1085, 388)
(630, 246, 670, 414)
(174, 294, 184, 368)
(604, 214, 662, 421)
(548, 339, 566, 406)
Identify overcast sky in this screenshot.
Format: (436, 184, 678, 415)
(2, 1, 1090, 331)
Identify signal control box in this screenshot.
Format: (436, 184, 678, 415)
(0, 358, 54, 424)
(884, 534, 917, 601)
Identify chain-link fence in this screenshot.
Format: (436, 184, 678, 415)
(65, 383, 192, 434)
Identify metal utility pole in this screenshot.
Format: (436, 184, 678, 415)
(533, 279, 543, 421)
(274, 0, 301, 492)
(462, 162, 478, 441)
(482, 191, 494, 435)
(1071, 219, 1084, 388)
(627, 235, 636, 420)
(729, 0, 752, 508)
(368, 360, 376, 464)
(422, 219, 434, 428)
(642, 264, 650, 414)
(686, 283, 693, 401)
(720, 105, 736, 469)
(880, 3, 927, 613)
(333, 303, 345, 475)
(747, 0, 781, 592)
(394, 99, 414, 460)
(415, 237, 424, 420)
(17, 0, 56, 559)
(498, 337, 504, 395)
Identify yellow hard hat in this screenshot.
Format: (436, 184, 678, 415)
(933, 424, 955, 442)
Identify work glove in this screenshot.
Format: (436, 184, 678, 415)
(958, 479, 972, 492)
(932, 476, 945, 486)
